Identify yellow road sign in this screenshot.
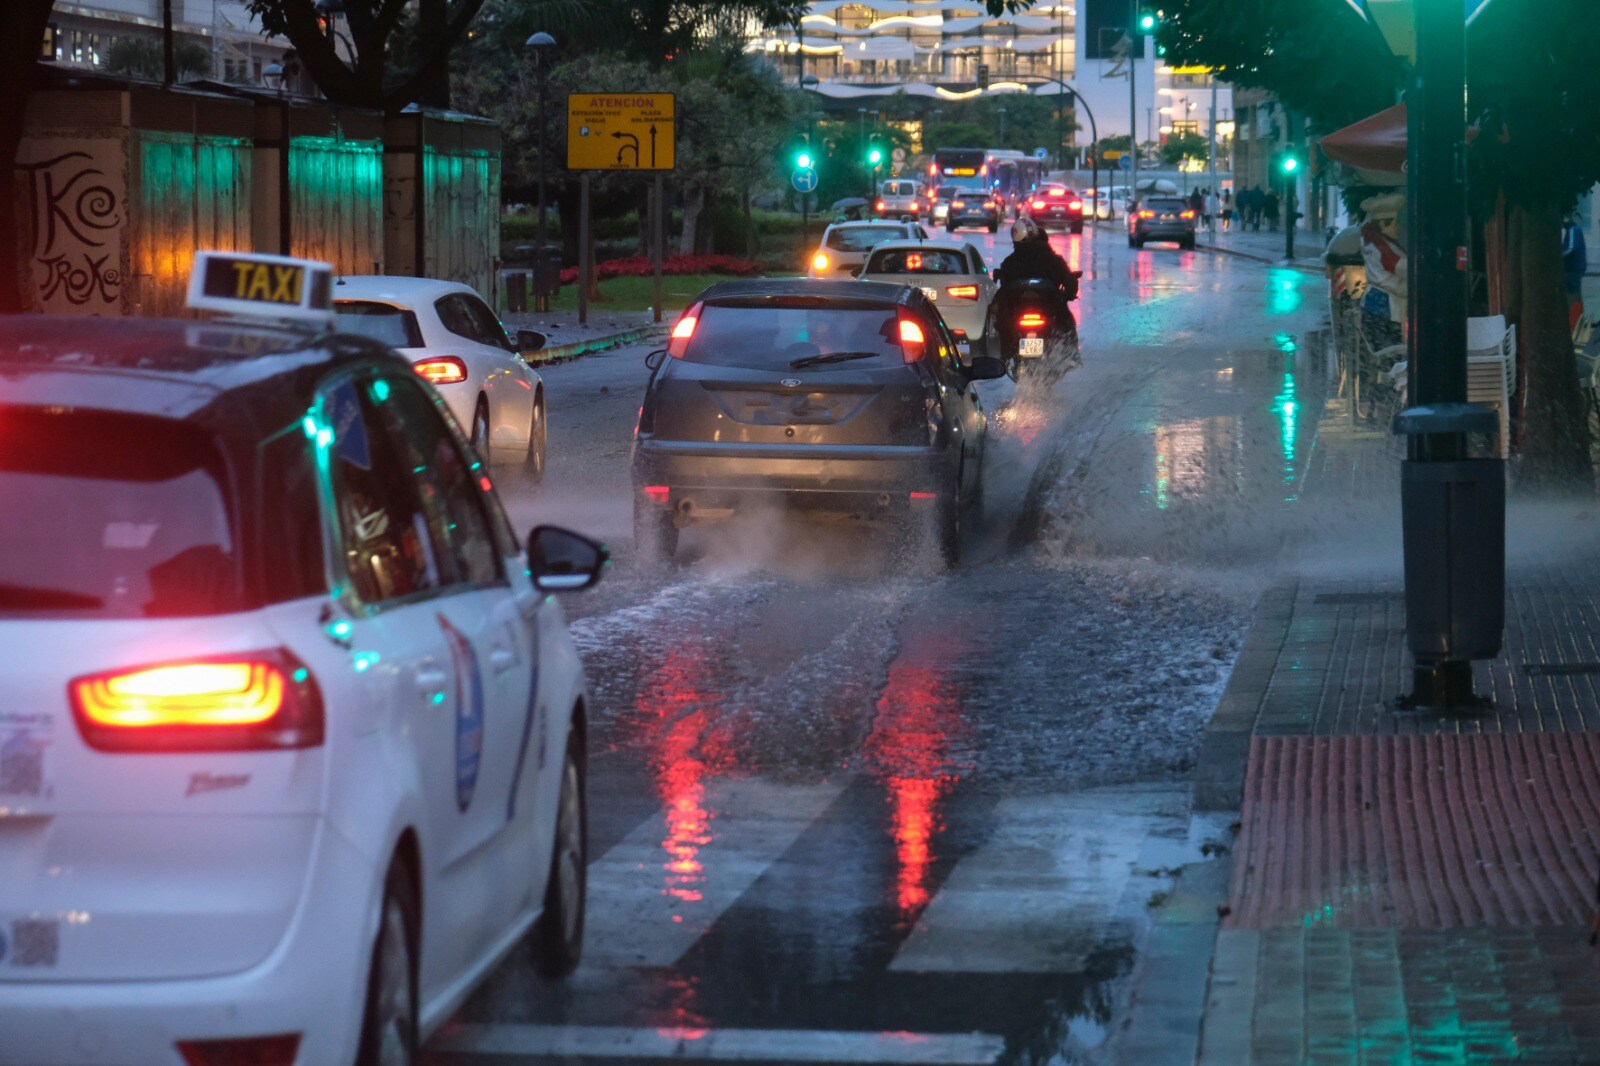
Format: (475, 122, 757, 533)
(567, 93, 676, 172)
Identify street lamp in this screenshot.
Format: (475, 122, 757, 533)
(525, 31, 557, 310)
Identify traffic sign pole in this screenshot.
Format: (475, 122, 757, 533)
(652, 174, 664, 324)
(578, 173, 590, 326)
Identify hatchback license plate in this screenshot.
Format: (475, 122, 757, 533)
(1019, 337, 1045, 357)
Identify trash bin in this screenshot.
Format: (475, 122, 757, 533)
(1394, 402, 1505, 664)
(531, 243, 563, 301)
(504, 269, 529, 313)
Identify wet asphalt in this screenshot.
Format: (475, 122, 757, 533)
(424, 223, 1331, 1065)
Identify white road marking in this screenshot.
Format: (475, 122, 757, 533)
(428, 1024, 1005, 1064)
(583, 776, 847, 969)
(891, 787, 1193, 973)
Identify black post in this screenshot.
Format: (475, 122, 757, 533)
(1284, 172, 1296, 260)
(535, 60, 551, 313)
(162, 0, 175, 86)
(1396, 0, 1499, 711)
(652, 174, 664, 324)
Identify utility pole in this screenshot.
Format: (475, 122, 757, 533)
(162, 0, 175, 86)
(1128, 18, 1138, 205)
(1207, 74, 1218, 216)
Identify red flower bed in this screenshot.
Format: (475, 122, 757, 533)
(559, 254, 766, 285)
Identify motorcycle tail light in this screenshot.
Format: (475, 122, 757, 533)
(946, 285, 979, 300)
(1017, 312, 1047, 330)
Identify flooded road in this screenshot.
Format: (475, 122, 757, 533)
(425, 224, 1330, 1064)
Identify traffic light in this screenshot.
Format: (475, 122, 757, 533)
(1278, 149, 1301, 176)
(976, 63, 990, 90)
(796, 150, 813, 170)
(867, 146, 883, 167)
(1137, 10, 1158, 34)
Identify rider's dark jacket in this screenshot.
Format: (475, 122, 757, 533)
(996, 239, 1078, 299)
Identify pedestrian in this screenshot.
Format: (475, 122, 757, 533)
(1240, 186, 1257, 231)
(1205, 188, 1220, 232)
(1564, 214, 1588, 331)
(1221, 188, 1233, 231)
(1189, 187, 1204, 221)
(1264, 188, 1281, 232)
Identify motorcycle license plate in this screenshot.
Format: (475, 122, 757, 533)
(1019, 337, 1046, 357)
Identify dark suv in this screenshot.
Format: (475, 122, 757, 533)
(631, 279, 1006, 566)
(1128, 196, 1197, 249)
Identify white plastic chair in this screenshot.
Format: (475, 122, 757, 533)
(1465, 315, 1513, 457)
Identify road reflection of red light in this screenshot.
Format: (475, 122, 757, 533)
(861, 651, 971, 917)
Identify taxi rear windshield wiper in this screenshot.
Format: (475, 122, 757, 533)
(0, 583, 104, 610)
(789, 350, 881, 369)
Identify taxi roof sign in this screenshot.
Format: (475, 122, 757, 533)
(187, 251, 335, 327)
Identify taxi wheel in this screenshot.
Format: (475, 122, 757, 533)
(533, 739, 587, 978)
(522, 398, 547, 484)
(357, 866, 419, 1066)
(470, 399, 491, 464)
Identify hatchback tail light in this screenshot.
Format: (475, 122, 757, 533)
(898, 315, 927, 363)
(72, 652, 323, 753)
(1180, 209, 1196, 219)
(668, 303, 701, 357)
(178, 1035, 301, 1066)
(1138, 210, 1156, 219)
(946, 285, 979, 300)
(1017, 311, 1047, 330)
(413, 356, 468, 384)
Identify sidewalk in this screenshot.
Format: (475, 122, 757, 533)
(1195, 225, 1328, 272)
(502, 308, 665, 365)
(1156, 391, 1600, 1063)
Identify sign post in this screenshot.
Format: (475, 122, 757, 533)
(567, 93, 677, 324)
(791, 166, 818, 254)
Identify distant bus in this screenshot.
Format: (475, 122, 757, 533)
(928, 147, 988, 191)
(928, 148, 1043, 214)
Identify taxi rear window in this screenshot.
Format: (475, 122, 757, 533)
(0, 407, 244, 618)
(334, 301, 424, 348)
(866, 249, 969, 275)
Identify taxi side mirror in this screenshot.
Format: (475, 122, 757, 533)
(527, 526, 608, 592)
(517, 329, 546, 354)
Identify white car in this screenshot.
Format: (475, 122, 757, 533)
(808, 219, 929, 279)
(0, 254, 602, 1066)
(334, 276, 547, 483)
(857, 239, 997, 348)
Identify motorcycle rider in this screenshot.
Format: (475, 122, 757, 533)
(993, 217, 1079, 341)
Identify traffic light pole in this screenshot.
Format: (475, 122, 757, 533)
(1285, 173, 1296, 260)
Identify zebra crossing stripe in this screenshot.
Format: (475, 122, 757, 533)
(428, 1024, 1005, 1063)
(582, 776, 847, 969)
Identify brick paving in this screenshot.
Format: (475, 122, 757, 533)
(1191, 387, 1600, 1064)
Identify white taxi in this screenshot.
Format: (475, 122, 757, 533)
(0, 253, 603, 1065)
(856, 239, 997, 349)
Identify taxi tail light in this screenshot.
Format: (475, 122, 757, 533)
(412, 356, 468, 385)
(71, 652, 323, 753)
(811, 251, 830, 272)
(178, 1035, 301, 1066)
(1017, 311, 1047, 331)
(898, 315, 927, 363)
(946, 284, 980, 300)
(667, 303, 702, 357)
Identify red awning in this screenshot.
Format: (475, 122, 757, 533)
(1320, 103, 1407, 173)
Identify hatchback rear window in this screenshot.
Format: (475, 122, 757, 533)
(935, 186, 961, 199)
(678, 303, 906, 373)
(0, 407, 243, 618)
(1145, 199, 1189, 212)
(334, 301, 424, 348)
(866, 249, 970, 275)
(825, 226, 906, 252)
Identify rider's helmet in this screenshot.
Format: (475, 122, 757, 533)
(1010, 217, 1045, 244)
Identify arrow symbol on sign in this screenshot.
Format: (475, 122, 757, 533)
(612, 131, 639, 167)
(649, 124, 657, 168)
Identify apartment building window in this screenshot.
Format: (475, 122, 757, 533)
(1172, 120, 1200, 137)
(41, 24, 57, 59)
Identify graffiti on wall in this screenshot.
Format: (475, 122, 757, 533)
(17, 142, 124, 312)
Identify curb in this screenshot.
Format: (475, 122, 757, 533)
(1195, 240, 1324, 275)
(525, 325, 665, 367)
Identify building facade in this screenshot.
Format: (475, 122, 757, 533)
(43, 1, 292, 88)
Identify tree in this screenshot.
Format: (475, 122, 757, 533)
(0, 0, 57, 313)
(244, 0, 487, 111)
(104, 36, 213, 82)
(1160, 131, 1207, 168)
(476, 0, 809, 70)
(1157, 0, 1599, 487)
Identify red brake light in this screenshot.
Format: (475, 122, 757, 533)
(898, 315, 927, 363)
(1068, 200, 1083, 210)
(72, 653, 322, 753)
(178, 1034, 302, 1066)
(412, 356, 467, 385)
(1048, 188, 1064, 198)
(1031, 200, 1046, 210)
(946, 284, 979, 300)
(876, 200, 886, 211)
(1138, 210, 1156, 219)
(643, 485, 670, 504)
(1017, 311, 1047, 330)
(668, 304, 701, 356)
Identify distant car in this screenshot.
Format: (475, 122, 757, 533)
(1128, 195, 1198, 249)
(631, 279, 1007, 567)
(0, 252, 605, 1066)
(334, 276, 548, 482)
(945, 190, 1001, 234)
(857, 239, 997, 350)
(927, 184, 963, 223)
(875, 179, 924, 220)
(808, 220, 929, 279)
(1025, 185, 1086, 233)
(1086, 185, 1131, 221)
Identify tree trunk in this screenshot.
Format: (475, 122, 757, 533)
(742, 182, 756, 259)
(679, 187, 703, 257)
(1, 1, 58, 314)
(1506, 201, 1592, 489)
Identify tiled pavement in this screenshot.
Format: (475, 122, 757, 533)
(1184, 390, 1600, 1064)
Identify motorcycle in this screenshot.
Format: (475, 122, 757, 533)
(992, 275, 1081, 378)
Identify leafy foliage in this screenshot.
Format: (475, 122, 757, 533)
(1160, 131, 1208, 167)
(103, 37, 213, 82)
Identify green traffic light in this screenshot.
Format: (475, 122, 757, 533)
(1138, 12, 1156, 32)
(868, 148, 883, 165)
(1281, 155, 1300, 174)
(797, 151, 813, 169)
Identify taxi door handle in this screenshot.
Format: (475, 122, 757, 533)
(415, 666, 448, 694)
(489, 647, 518, 674)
